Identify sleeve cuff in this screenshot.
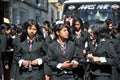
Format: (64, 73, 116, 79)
(100, 57, 107, 63)
(56, 63, 62, 69)
(37, 58, 43, 65)
(18, 59, 24, 67)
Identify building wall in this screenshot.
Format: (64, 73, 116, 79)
(47, 3, 58, 24)
(1, 0, 58, 25)
(0, 1, 4, 25)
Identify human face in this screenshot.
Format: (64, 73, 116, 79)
(57, 27, 69, 41)
(108, 23, 113, 30)
(90, 31, 96, 40)
(27, 25, 37, 39)
(74, 21, 81, 31)
(5, 29, 11, 35)
(43, 24, 49, 31)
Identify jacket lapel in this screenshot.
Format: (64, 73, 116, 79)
(55, 41, 66, 58)
(23, 39, 37, 53)
(94, 41, 104, 53)
(22, 40, 30, 53)
(64, 41, 70, 57)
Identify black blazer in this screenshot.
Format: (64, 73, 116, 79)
(44, 35, 55, 75)
(71, 30, 90, 51)
(47, 40, 84, 76)
(87, 39, 118, 76)
(0, 34, 6, 55)
(14, 39, 47, 70)
(0, 34, 6, 78)
(10, 36, 21, 80)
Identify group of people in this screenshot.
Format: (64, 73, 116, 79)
(0, 18, 120, 80)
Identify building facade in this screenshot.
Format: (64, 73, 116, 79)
(1, 0, 58, 25)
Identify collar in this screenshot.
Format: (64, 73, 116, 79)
(27, 36, 35, 43)
(50, 34, 54, 40)
(116, 33, 120, 37)
(57, 39, 66, 45)
(100, 38, 106, 42)
(42, 28, 48, 33)
(75, 29, 81, 35)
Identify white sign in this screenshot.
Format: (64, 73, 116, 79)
(111, 4, 120, 9)
(78, 4, 110, 10)
(68, 5, 76, 10)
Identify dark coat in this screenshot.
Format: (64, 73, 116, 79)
(44, 35, 55, 76)
(0, 34, 6, 79)
(47, 40, 84, 80)
(86, 39, 118, 80)
(14, 39, 47, 80)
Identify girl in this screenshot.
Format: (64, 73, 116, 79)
(14, 19, 46, 80)
(86, 21, 118, 80)
(47, 24, 84, 80)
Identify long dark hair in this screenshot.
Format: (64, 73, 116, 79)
(20, 19, 43, 42)
(92, 21, 111, 41)
(73, 18, 83, 33)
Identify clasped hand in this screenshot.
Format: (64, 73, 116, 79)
(87, 55, 101, 63)
(61, 60, 78, 69)
(22, 59, 38, 68)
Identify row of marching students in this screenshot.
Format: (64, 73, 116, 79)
(0, 23, 23, 80)
(0, 18, 120, 80)
(43, 18, 120, 80)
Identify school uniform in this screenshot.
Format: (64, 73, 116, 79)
(71, 30, 90, 51)
(47, 40, 84, 80)
(71, 30, 90, 80)
(111, 38, 120, 80)
(14, 38, 47, 80)
(0, 34, 6, 56)
(10, 36, 22, 80)
(44, 34, 55, 76)
(86, 38, 118, 80)
(0, 34, 6, 79)
(2, 35, 14, 80)
(40, 28, 50, 39)
(115, 32, 120, 39)
(3, 35, 14, 68)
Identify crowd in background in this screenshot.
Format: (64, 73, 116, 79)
(0, 18, 120, 80)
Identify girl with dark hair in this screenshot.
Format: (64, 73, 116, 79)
(47, 24, 84, 80)
(112, 23, 120, 40)
(112, 23, 120, 79)
(105, 19, 114, 38)
(71, 18, 90, 80)
(44, 25, 56, 80)
(14, 19, 46, 80)
(41, 21, 50, 39)
(86, 21, 118, 80)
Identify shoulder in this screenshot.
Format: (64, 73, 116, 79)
(67, 40, 75, 45)
(50, 40, 57, 46)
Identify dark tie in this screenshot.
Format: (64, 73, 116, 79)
(60, 43, 66, 54)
